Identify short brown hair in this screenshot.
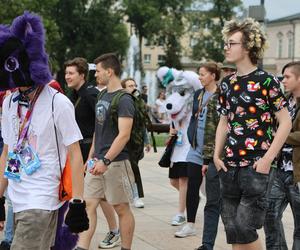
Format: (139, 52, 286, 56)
(282, 61, 300, 77)
(121, 77, 136, 88)
(94, 53, 121, 76)
(64, 57, 88, 80)
(222, 18, 267, 65)
(200, 61, 221, 81)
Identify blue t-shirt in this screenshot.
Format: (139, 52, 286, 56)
(186, 91, 213, 165)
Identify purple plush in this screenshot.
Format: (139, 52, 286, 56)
(51, 201, 79, 250)
(0, 11, 52, 90)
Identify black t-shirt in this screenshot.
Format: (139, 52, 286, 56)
(280, 94, 298, 170)
(70, 83, 99, 139)
(94, 90, 135, 161)
(218, 69, 287, 167)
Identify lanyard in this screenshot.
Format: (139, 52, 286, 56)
(16, 86, 44, 151)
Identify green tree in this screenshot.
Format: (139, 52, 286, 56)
(190, 0, 243, 62)
(51, 0, 128, 83)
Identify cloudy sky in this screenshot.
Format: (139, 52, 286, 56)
(242, 0, 300, 20)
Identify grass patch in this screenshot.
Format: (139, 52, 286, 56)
(150, 133, 169, 147)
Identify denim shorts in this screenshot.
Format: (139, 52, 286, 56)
(219, 166, 271, 244)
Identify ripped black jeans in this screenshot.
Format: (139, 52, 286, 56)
(219, 166, 273, 244)
(264, 168, 300, 250)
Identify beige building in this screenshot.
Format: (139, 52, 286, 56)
(264, 13, 300, 75)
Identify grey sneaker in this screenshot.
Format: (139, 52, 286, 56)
(171, 214, 186, 226)
(98, 231, 121, 249)
(174, 224, 196, 237)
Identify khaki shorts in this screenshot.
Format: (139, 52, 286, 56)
(11, 209, 58, 250)
(84, 159, 135, 205)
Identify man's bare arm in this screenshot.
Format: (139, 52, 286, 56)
(67, 142, 84, 199)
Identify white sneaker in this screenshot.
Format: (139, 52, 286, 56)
(174, 224, 196, 237)
(171, 214, 186, 226)
(134, 198, 144, 208)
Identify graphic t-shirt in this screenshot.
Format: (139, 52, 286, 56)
(218, 69, 287, 167)
(1, 86, 82, 212)
(94, 90, 135, 161)
(280, 94, 298, 171)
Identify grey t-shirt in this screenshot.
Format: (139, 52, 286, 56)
(94, 90, 135, 161)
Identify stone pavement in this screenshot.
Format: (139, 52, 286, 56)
(89, 147, 294, 250)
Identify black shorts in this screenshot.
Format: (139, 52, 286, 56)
(219, 166, 272, 244)
(169, 162, 188, 179)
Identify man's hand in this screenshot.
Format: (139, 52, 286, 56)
(253, 157, 272, 174)
(90, 160, 108, 175)
(202, 165, 208, 177)
(65, 200, 89, 233)
(213, 156, 227, 172)
(169, 128, 178, 136)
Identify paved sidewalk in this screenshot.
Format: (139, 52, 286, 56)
(89, 147, 294, 250)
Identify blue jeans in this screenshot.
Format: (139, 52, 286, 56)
(264, 169, 300, 250)
(3, 195, 14, 244)
(187, 162, 220, 250)
(202, 163, 220, 250)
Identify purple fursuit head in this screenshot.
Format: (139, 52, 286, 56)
(0, 11, 52, 90)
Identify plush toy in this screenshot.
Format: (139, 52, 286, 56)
(157, 66, 202, 162)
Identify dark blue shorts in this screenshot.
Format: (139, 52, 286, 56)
(219, 166, 272, 244)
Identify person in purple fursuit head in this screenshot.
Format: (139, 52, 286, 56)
(0, 11, 89, 250)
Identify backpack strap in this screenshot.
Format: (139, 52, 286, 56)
(97, 88, 108, 101)
(110, 89, 128, 126)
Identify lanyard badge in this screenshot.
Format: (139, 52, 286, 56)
(4, 86, 43, 182)
(4, 152, 21, 182)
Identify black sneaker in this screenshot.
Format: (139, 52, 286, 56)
(0, 241, 10, 250)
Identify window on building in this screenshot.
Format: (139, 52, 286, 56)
(157, 54, 166, 64)
(287, 31, 294, 58)
(277, 32, 283, 58)
(144, 54, 151, 64)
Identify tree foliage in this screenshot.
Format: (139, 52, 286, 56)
(190, 0, 243, 62)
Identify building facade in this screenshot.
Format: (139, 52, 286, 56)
(264, 13, 300, 75)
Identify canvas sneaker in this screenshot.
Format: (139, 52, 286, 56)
(98, 231, 121, 249)
(174, 224, 196, 238)
(171, 214, 186, 226)
(134, 198, 144, 208)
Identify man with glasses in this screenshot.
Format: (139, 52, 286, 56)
(214, 18, 292, 250)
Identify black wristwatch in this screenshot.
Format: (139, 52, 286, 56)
(102, 157, 111, 166)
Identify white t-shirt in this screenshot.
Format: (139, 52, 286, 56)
(1, 86, 82, 212)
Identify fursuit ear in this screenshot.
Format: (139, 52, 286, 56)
(9, 11, 52, 86)
(10, 11, 45, 44)
(0, 25, 11, 46)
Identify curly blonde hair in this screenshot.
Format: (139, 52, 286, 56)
(222, 18, 267, 65)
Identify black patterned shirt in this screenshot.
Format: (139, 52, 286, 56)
(218, 69, 288, 167)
